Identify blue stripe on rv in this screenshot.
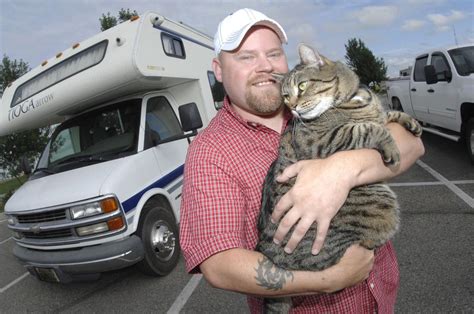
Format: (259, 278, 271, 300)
(121, 164, 184, 212)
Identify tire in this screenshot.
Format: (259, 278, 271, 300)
(391, 98, 403, 112)
(466, 118, 474, 164)
(136, 199, 180, 276)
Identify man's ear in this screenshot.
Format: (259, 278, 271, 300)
(212, 57, 223, 82)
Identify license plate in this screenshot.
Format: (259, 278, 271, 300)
(34, 267, 60, 283)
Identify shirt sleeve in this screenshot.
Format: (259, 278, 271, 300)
(179, 138, 246, 273)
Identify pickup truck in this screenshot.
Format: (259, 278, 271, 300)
(386, 44, 474, 163)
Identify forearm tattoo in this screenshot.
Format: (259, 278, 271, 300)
(254, 256, 294, 291)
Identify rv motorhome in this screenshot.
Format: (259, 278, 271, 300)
(2, 11, 224, 282)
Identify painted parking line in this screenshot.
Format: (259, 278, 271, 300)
(0, 272, 29, 293)
(167, 274, 203, 314)
(416, 160, 474, 208)
(0, 237, 12, 245)
(389, 180, 474, 187)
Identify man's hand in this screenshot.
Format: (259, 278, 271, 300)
(272, 154, 355, 255)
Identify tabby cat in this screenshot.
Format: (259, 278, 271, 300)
(256, 43, 422, 313)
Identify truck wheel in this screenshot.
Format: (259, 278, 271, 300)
(136, 199, 180, 276)
(391, 98, 403, 112)
(466, 118, 474, 164)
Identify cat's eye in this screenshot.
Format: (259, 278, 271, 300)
(283, 95, 290, 104)
(298, 82, 308, 91)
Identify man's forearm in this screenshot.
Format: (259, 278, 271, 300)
(200, 245, 373, 297)
(346, 122, 424, 188)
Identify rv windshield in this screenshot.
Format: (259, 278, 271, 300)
(36, 99, 141, 173)
(448, 46, 474, 76)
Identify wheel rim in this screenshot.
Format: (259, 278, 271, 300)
(150, 220, 176, 262)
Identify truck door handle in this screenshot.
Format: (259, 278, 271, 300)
(411, 88, 416, 92)
(427, 89, 434, 93)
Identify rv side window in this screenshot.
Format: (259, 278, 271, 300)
(11, 40, 108, 108)
(207, 71, 225, 110)
(161, 33, 185, 59)
(146, 96, 183, 146)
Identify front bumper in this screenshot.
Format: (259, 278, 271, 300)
(13, 235, 144, 283)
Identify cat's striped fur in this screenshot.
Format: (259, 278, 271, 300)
(256, 44, 422, 313)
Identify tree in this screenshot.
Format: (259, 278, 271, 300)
(100, 8, 138, 31)
(344, 38, 387, 89)
(0, 55, 50, 184)
(0, 55, 28, 91)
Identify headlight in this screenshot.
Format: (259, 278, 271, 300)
(70, 197, 119, 219)
(75, 217, 124, 236)
(5, 214, 15, 225)
(76, 222, 109, 236)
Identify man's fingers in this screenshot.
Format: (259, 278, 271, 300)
(312, 220, 330, 255)
(273, 209, 300, 244)
(272, 194, 292, 223)
(276, 161, 304, 183)
(283, 217, 314, 253)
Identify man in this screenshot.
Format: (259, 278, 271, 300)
(180, 8, 424, 313)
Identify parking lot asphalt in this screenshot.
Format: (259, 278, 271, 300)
(0, 131, 473, 313)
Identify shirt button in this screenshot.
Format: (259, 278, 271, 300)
(370, 283, 375, 289)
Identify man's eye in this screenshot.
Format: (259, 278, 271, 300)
(269, 52, 282, 59)
(239, 55, 255, 61)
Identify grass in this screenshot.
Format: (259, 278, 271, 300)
(0, 176, 26, 212)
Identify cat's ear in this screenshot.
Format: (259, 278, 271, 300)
(271, 72, 285, 83)
(298, 43, 333, 67)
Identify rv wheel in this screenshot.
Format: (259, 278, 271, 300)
(137, 199, 180, 276)
(466, 118, 474, 164)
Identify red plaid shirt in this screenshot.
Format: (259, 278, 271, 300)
(180, 97, 399, 313)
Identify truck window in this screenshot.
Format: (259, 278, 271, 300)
(207, 71, 225, 109)
(145, 96, 183, 144)
(448, 46, 474, 76)
(414, 55, 428, 82)
(431, 53, 451, 81)
(161, 33, 185, 59)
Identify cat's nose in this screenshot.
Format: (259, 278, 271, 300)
(288, 95, 298, 107)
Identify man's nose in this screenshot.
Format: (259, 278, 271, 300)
(255, 55, 273, 72)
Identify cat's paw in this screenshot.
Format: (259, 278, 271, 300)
(381, 147, 400, 167)
(405, 118, 422, 137)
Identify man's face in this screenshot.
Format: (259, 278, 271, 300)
(213, 26, 289, 116)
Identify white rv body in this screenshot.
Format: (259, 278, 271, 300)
(3, 12, 224, 282)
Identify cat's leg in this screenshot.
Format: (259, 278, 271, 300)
(342, 122, 401, 167)
(386, 111, 423, 137)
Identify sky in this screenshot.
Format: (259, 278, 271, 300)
(1, 0, 473, 78)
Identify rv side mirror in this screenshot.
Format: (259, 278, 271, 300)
(179, 102, 203, 133)
(424, 65, 438, 84)
(20, 156, 32, 175)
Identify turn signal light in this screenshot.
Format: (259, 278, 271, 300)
(107, 217, 124, 231)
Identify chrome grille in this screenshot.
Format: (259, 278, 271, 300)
(17, 209, 67, 223)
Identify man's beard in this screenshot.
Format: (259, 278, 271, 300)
(245, 85, 283, 115)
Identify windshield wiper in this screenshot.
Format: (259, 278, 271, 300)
(55, 154, 107, 166)
(33, 167, 56, 174)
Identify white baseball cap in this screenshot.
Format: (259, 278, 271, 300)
(214, 8, 288, 56)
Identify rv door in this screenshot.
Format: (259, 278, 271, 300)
(142, 94, 191, 207)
